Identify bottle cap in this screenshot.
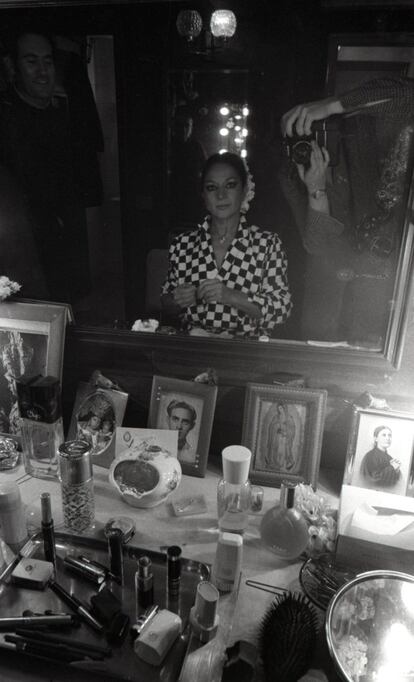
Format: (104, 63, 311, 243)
(222, 445, 251, 484)
(189, 581, 219, 642)
(58, 440, 93, 485)
(0, 481, 22, 512)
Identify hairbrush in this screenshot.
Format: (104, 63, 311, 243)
(259, 592, 318, 682)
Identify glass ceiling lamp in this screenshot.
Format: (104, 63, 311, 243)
(210, 10, 237, 39)
(176, 10, 203, 42)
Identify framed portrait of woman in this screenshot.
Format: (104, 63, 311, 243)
(344, 407, 414, 496)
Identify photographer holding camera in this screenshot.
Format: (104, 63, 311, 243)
(279, 77, 414, 345)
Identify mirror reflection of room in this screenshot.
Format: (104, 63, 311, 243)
(1, 3, 414, 356)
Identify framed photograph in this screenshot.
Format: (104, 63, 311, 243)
(344, 407, 414, 496)
(0, 300, 69, 435)
(241, 383, 327, 488)
(67, 381, 129, 468)
(148, 375, 217, 477)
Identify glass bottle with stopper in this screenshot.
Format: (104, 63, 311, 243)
(260, 481, 309, 560)
(217, 445, 252, 535)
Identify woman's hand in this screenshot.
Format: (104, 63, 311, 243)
(297, 141, 330, 193)
(173, 283, 197, 308)
(281, 96, 343, 137)
(197, 278, 228, 304)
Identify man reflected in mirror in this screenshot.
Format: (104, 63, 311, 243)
(279, 77, 414, 346)
(0, 26, 103, 312)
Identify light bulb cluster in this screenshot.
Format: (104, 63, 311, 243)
(176, 9, 237, 42)
(217, 103, 249, 158)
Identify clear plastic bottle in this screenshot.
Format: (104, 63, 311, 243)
(217, 445, 252, 535)
(260, 482, 309, 560)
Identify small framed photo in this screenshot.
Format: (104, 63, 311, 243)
(0, 300, 70, 436)
(67, 381, 129, 468)
(242, 383, 327, 488)
(148, 375, 217, 477)
(344, 407, 414, 496)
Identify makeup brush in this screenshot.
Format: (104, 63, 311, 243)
(259, 592, 318, 682)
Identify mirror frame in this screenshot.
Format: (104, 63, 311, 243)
(2, 2, 414, 373)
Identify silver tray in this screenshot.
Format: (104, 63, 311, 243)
(0, 530, 210, 681)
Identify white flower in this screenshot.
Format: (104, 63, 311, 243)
(0, 277, 21, 302)
(240, 162, 255, 214)
(131, 319, 159, 333)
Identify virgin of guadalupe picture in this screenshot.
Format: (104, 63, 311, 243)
(256, 401, 305, 475)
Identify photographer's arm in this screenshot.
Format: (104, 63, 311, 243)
(281, 77, 414, 137)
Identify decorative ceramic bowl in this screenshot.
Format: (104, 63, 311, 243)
(109, 442, 181, 508)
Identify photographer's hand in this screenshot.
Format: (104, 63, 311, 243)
(297, 142, 330, 213)
(281, 96, 344, 137)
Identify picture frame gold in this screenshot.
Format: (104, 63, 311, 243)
(148, 375, 217, 477)
(242, 383, 327, 488)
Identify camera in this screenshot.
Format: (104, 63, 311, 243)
(283, 118, 341, 168)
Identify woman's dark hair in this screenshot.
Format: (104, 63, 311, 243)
(201, 152, 247, 188)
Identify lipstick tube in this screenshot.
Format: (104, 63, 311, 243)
(167, 545, 182, 600)
(63, 556, 106, 585)
(41, 492, 56, 567)
(135, 556, 154, 611)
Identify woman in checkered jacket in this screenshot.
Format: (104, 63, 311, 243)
(161, 152, 292, 338)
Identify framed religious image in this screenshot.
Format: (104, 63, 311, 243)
(67, 381, 129, 468)
(343, 407, 414, 496)
(0, 300, 69, 436)
(148, 375, 218, 477)
(242, 383, 327, 488)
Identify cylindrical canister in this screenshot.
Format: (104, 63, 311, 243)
(0, 481, 28, 552)
(58, 440, 95, 532)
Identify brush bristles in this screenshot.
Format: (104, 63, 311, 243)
(259, 592, 318, 682)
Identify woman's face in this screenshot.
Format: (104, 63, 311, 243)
(202, 162, 245, 221)
(375, 428, 392, 451)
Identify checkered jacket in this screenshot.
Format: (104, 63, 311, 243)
(162, 219, 292, 337)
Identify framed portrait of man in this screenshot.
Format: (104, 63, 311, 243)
(148, 375, 217, 477)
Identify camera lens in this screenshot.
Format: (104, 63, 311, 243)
(292, 140, 312, 166)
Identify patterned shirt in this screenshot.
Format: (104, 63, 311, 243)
(162, 218, 291, 337)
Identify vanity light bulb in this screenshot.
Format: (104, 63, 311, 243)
(234, 114, 242, 120)
(219, 148, 227, 154)
(241, 149, 247, 158)
(234, 137, 242, 145)
(219, 128, 229, 137)
(242, 106, 249, 117)
(234, 125, 241, 132)
(382, 622, 414, 673)
(242, 128, 248, 137)
(220, 106, 230, 116)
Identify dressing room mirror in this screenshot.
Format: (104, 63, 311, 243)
(0, 0, 413, 369)
(326, 570, 414, 681)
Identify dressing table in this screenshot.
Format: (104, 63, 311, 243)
(0, 462, 342, 681)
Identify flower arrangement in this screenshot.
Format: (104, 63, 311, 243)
(295, 483, 338, 557)
(240, 162, 255, 214)
(0, 276, 21, 302)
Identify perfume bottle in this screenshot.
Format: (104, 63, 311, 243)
(16, 375, 64, 480)
(260, 482, 309, 560)
(217, 445, 252, 535)
(58, 440, 95, 532)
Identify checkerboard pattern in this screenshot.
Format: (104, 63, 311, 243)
(162, 220, 291, 337)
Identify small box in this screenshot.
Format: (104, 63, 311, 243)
(11, 557, 54, 589)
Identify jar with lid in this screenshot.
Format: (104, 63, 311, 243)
(58, 440, 95, 532)
(260, 481, 309, 560)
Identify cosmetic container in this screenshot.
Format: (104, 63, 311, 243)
(260, 482, 309, 560)
(0, 481, 28, 552)
(217, 445, 252, 534)
(40, 492, 56, 567)
(0, 436, 19, 470)
(211, 532, 242, 593)
(17, 375, 64, 480)
(58, 440, 95, 533)
(135, 555, 154, 613)
(167, 545, 182, 600)
(107, 527, 124, 585)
